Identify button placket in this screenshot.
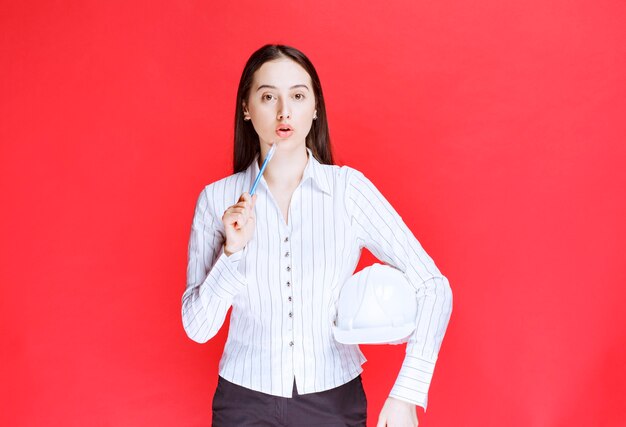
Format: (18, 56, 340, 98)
(283, 234, 295, 344)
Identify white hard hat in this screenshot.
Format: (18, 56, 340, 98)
(332, 263, 417, 345)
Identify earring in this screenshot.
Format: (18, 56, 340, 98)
(313, 111, 318, 120)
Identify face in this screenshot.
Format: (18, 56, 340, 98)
(243, 58, 317, 150)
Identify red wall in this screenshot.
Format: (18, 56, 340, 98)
(1, 1, 625, 426)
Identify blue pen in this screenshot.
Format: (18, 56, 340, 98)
(250, 143, 278, 196)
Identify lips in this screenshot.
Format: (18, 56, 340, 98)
(275, 123, 294, 138)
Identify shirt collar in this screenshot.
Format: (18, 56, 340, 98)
(247, 147, 332, 196)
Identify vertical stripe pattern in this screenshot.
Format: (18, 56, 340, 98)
(181, 148, 452, 411)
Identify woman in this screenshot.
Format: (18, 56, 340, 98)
(182, 44, 453, 427)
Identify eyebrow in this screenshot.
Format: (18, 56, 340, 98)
(256, 84, 310, 92)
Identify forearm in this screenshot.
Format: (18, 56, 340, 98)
(390, 275, 453, 411)
(181, 249, 246, 343)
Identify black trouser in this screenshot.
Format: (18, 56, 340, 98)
(212, 375, 367, 426)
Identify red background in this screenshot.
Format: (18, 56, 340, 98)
(1, 1, 625, 426)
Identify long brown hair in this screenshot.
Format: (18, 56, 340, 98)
(233, 44, 333, 173)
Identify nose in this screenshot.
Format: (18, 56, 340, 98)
(277, 100, 291, 120)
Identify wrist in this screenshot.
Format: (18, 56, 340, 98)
(389, 396, 412, 403)
(223, 244, 241, 257)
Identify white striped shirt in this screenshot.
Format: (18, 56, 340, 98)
(181, 147, 452, 410)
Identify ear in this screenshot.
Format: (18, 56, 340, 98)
(242, 101, 251, 120)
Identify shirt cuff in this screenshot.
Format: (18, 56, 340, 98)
(222, 246, 243, 265)
(203, 248, 247, 300)
(388, 355, 437, 412)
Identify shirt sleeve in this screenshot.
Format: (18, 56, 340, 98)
(181, 186, 248, 344)
(345, 169, 453, 412)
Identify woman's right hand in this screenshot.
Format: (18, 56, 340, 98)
(222, 192, 257, 256)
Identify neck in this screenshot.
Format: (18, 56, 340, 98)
(258, 142, 309, 190)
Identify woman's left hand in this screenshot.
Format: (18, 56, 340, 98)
(376, 396, 419, 427)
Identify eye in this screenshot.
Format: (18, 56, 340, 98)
(294, 93, 306, 100)
(262, 94, 274, 102)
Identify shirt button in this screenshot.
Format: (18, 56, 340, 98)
(284, 237, 289, 243)
(286, 281, 291, 287)
(285, 251, 290, 257)
(288, 296, 292, 302)
(286, 266, 291, 272)
(289, 341, 294, 347)
(288, 312, 293, 318)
